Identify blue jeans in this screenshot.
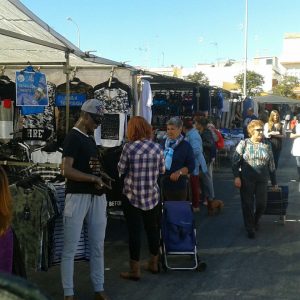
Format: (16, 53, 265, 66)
(61, 194, 107, 297)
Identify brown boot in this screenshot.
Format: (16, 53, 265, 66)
(143, 255, 160, 274)
(95, 291, 110, 300)
(120, 259, 141, 281)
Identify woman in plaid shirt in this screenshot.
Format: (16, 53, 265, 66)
(118, 116, 165, 281)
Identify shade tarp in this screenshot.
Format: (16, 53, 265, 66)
(254, 94, 300, 105)
(0, 0, 126, 66)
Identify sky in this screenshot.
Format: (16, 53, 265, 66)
(20, 0, 300, 68)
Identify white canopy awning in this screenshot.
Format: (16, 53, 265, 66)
(0, 0, 127, 67)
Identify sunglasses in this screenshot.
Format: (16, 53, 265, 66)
(88, 113, 102, 125)
(254, 128, 263, 132)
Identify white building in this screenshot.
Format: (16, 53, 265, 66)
(280, 33, 300, 78)
(148, 57, 282, 94)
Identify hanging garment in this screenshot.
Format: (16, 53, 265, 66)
(51, 181, 90, 265)
(19, 82, 56, 143)
(94, 113, 126, 147)
(55, 79, 94, 146)
(10, 179, 55, 271)
(93, 78, 132, 114)
(94, 78, 131, 147)
(198, 87, 210, 112)
(138, 79, 153, 123)
(31, 147, 62, 181)
(0, 76, 15, 142)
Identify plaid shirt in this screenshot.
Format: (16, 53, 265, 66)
(118, 140, 165, 210)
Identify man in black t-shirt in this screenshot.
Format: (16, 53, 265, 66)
(61, 99, 109, 300)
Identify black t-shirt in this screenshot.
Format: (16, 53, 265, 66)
(63, 128, 104, 195)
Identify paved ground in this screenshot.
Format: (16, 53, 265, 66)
(28, 138, 300, 300)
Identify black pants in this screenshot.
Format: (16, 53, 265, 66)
(122, 197, 160, 261)
(240, 178, 267, 232)
(272, 148, 281, 170)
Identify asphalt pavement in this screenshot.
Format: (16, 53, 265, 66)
(27, 138, 300, 300)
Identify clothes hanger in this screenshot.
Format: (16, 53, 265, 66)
(0, 67, 11, 83)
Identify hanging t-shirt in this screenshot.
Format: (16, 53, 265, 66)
(94, 113, 126, 147)
(9, 183, 55, 271)
(94, 79, 131, 147)
(20, 82, 56, 142)
(93, 79, 131, 114)
(31, 149, 62, 181)
(0, 77, 16, 142)
(198, 87, 210, 112)
(56, 79, 94, 146)
(138, 79, 152, 123)
(0, 99, 14, 142)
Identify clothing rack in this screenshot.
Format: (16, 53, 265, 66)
(0, 160, 61, 169)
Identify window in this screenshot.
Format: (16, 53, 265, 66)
(266, 58, 273, 65)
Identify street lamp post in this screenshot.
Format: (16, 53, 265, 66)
(243, 0, 248, 99)
(67, 17, 80, 49)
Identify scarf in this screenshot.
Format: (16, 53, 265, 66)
(164, 134, 184, 170)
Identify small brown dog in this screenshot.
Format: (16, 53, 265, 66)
(207, 199, 224, 216)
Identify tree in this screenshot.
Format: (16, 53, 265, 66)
(273, 75, 299, 97)
(235, 70, 265, 96)
(186, 71, 209, 86)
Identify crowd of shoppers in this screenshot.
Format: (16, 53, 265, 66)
(5, 101, 300, 298)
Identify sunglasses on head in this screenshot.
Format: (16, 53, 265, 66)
(88, 113, 102, 125)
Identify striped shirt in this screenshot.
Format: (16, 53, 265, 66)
(118, 140, 165, 210)
(232, 138, 276, 184)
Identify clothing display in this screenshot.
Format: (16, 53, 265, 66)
(0, 75, 15, 142)
(94, 113, 126, 147)
(93, 78, 131, 114)
(51, 181, 90, 265)
(55, 78, 94, 145)
(20, 82, 56, 143)
(138, 79, 153, 123)
(30, 147, 62, 181)
(9, 177, 57, 271)
(151, 89, 196, 130)
(93, 78, 131, 147)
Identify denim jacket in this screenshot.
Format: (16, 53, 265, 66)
(185, 128, 207, 175)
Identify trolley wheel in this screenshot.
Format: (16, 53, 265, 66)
(196, 255, 207, 272)
(279, 215, 286, 225)
(197, 261, 207, 272)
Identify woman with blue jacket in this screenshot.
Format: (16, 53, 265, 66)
(162, 117, 195, 201)
(183, 119, 207, 211)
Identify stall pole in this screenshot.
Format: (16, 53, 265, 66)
(131, 73, 138, 117)
(64, 51, 71, 133)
